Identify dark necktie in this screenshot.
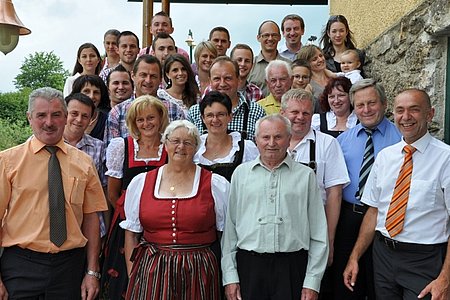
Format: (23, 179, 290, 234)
(385, 145, 416, 237)
(357, 128, 374, 200)
(45, 146, 67, 247)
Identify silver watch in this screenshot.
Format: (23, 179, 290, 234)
(86, 270, 101, 280)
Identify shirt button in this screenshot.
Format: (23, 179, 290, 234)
(258, 218, 262, 222)
(173, 239, 176, 243)
(172, 217, 175, 221)
(171, 205, 175, 209)
(172, 200, 176, 203)
(173, 228, 176, 232)
(171, 211, 175, 215)
(172, 233, 176, 237)
(279, 218, 283, 221)
(172, 223, 176, 227)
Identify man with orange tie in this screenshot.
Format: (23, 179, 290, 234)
(343, 89, 450, 300)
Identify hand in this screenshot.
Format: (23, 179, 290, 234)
(301, 287, 318, 300)
(81, 274, 100, 300)
(343, 258, 359, 292)
(0, 278, 8, 300)
(418, 274, 450, 299)
(224, 283, 242, 300)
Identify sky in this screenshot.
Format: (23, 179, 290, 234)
(0, 0, 329, 93)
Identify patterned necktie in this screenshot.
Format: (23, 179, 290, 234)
(385, 145, 416, 237)
(357, 128, 374, 200)
(45, 146, 67, 247)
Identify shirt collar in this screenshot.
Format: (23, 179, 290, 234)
(31, 136, 68, 154)
(399, 131, 431, 154)
(356, 117, 389, 137)
(251, 153, 292, 171)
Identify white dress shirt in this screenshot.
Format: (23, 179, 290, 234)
(289, 129, 350, 204)
(362, 132, 450, 244)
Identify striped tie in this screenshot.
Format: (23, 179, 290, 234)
(385, 145, 416, 237)
(357, 128, 374, 199)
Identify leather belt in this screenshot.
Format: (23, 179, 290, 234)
(376, 231, 446, 251)
(342, 200, 368, 215)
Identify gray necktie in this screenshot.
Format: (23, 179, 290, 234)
(45, 146, 67, 247)
(357, 128, 375, 200)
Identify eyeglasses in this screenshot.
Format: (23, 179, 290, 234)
(166, 138, 196, 148)
(259, 33, 281, 40)
(293, 75, 310, 80)
(203, 112, 228, 120)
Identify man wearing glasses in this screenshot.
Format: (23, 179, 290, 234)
(248, 20, 291, 97)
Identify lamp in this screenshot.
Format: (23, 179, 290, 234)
(185, 29, 196, 64)
(0, 0, 31, 55)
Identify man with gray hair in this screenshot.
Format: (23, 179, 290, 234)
(258, 60, 292, 114)
(280, 88, 350, 298)
(0, 87, 108, 299)
(222, 114, 328, 300)
(332, 79, 401, 300)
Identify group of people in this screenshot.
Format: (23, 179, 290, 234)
(0, 9, 450, 300)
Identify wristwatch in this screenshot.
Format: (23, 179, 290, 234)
(86, 270, 101, 280)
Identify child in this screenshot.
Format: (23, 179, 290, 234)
(325, 49, 363, 84)
(291, 59, 314, 93)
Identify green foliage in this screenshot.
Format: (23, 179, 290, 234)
(0, 89, 33, 150)
(0, 88, 32, 123)
(0, 118, 32, 151)
(14, 51, 70, 91)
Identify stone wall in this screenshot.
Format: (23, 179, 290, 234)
(330, 0, 422, 48)
(364, 0, 450, 138)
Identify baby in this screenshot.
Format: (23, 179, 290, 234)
(326, 49, 363, 84)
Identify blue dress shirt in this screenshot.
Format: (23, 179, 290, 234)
(337, 117, 401, 204)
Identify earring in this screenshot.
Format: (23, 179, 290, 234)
(167, 78, 172, 86)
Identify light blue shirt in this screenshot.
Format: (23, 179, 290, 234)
(221, 155, 328, 292)
(337, 117, 401, 204)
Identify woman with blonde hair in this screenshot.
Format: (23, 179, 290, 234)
(101, 95, 169, 299)
(194, 41, 217, 94)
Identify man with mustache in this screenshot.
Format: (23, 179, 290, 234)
(0, 87, 108, 300)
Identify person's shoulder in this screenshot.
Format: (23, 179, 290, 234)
(0, 140, 29, 158)
(315, 129, 338, 145)
(276, 52, 292, 63)
(337, 124, 360, 142)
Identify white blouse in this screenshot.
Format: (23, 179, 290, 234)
(105, 137, 164, 179)
(120, 165, 230, 232)
(311, 110, 358, 132)
(193, 131, 259, 165)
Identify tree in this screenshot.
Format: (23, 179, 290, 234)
(14, 51, 70, 91)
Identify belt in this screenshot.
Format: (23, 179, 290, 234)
(5, 245, 84, 259)
(376, 231, 447, 251)
(342, 200, 368, 214)
(237, 248, 307, 257)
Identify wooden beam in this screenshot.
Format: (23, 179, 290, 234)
(162, 0, 170, 15)
(142, 0, 153, 48)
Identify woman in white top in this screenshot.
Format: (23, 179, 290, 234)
(121, 120, 229, 299)
(64, 43, 102, 97)
(101, 95, 169, 300)
(312, 76, 357, 138)
(158, 54, 200, 114)
(194, 91, 259, 181)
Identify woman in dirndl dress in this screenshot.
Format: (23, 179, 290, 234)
(101, 95, 169, 299)
(121, 120, 229, 300)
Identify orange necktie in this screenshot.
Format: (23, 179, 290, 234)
(385, 145, 416, 237)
